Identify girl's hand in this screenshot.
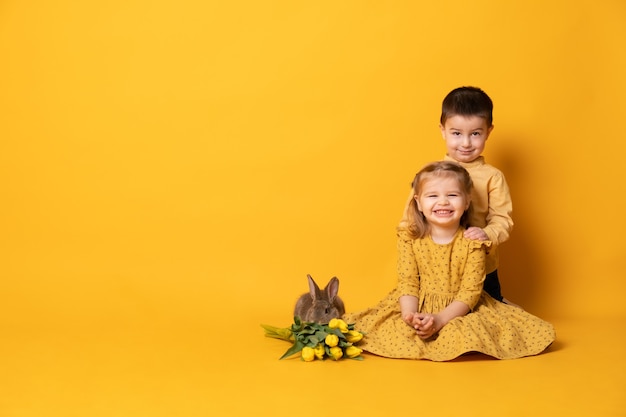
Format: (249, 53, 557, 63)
(464, 227, 488, 241)
(412, 313, 439, 339)
(403, 312, 418, 327)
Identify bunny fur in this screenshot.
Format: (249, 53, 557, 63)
(294, 274, 345, 324)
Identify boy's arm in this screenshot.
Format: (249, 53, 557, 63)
(483, 172, 514, 245)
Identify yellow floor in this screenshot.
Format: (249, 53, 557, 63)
(1, 316, 624, 417)
(1, 3, 625, 417)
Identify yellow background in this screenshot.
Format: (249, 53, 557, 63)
(1, 1, 625, 416)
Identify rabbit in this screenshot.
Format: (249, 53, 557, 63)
(294, 274, 345, 324)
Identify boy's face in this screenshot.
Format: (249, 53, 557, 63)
(440, 115, 493, 163)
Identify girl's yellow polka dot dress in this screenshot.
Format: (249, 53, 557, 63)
(343, 229, 555, 361)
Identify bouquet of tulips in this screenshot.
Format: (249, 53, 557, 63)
(261, 317, 365, 361)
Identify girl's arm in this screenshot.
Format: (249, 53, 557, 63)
(412, 301, 470, 338)
(396, 229, 420, 324)
(432, 301, 470, 330)
(454, 240, 489, 309)
(400, 295, 419, 322)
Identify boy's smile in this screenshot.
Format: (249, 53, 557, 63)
(440, 115, 493, 163)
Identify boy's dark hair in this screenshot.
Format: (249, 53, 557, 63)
(440, 86, 493, 127)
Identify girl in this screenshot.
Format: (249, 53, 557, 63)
(343, 161, 555, 360)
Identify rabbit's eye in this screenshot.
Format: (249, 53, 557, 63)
(325, 307, 330, 314)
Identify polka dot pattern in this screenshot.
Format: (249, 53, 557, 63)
(343, 229, 555, 361)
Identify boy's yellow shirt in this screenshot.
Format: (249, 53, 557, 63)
(443, 155, 514, 273)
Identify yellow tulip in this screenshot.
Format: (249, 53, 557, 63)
(328, 318, 349, 333)
(325, 333, 339, 347)
(345, 345, 363, 358)
(345, 330, 363, 343)
(313, 344, 325, 359)
(301, 346, 315, 362)
(329, 346, 343, 360)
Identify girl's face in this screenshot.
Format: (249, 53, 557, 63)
(440, 115, 493, 163)
(415, 175, 469, 229)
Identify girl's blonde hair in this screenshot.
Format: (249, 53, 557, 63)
(406, 161, 473, 239)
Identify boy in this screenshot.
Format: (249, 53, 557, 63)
(400, 86, 515, 304)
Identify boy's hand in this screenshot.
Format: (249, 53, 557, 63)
(464, 227, 489, 241)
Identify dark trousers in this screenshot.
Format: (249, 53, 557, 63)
(484, 270, 503, 302)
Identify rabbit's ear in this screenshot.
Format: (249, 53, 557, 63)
(326, 277, 340, 300)
(307, 274, 321, 300)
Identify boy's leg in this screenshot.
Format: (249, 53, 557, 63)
(483, 270, 504, 302)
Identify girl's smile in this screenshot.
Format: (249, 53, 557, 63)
(416, 176, 470, 231)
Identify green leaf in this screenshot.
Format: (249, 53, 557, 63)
(264, 333, 287, 341)
(324, 344, 332, 356)
(315, 330, 328, 340)
(331, 328, 345, 339)
(303, 335, 318, 346)
(280, 340, 305, 360)
(260, 324, 294, 342)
